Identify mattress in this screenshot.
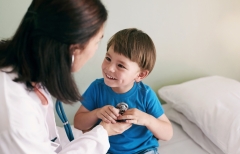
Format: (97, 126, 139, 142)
(158, 104, 209, 154)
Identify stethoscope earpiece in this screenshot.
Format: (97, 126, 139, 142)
(72, 55, 74, 65)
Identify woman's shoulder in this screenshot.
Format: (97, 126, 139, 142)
(0, 68, 28, 97)
(0, 68, 44, 131)
(0, 67, 17, 80)
(0, 68, 44, 108)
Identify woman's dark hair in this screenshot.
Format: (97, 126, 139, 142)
(0, 0, 107, 104)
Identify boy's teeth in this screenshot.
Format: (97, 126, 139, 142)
(107, 74, 115, 79)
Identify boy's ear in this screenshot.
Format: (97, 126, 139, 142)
(135, 70, 149, 82)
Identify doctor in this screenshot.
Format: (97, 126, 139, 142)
(0, 0, 132, 153)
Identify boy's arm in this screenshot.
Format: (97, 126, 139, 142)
(145, 113, 173, 141)
(119, 110, 173, 141)
(74, 105, 100, 131)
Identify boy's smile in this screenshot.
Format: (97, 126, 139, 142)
(106, 74, 117, 80)
(101, 46, 142, 93)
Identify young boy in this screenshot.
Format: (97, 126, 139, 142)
(74, 28, 173, 154)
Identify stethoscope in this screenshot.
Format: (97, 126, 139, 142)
(55, 100, 74, 142)
(55, 100, 128, 142)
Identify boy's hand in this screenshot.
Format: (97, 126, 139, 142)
(96, 105, 119, 123)
(100, 121, 132, 136)
(118, 108, 150, 126)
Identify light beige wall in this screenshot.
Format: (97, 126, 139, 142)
(1, 0, 240, 126)
(0, 0, 32, 38)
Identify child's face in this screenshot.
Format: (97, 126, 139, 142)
(101, 45, 142, 93)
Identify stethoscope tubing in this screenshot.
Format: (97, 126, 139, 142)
(55, 100, 74, 142)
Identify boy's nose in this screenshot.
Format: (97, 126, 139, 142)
(107, 64, 115, 72)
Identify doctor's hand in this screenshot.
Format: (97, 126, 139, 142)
(118, 108, 150, 126)
(96, 105, 120, 124)
(100, 121, 132, 136)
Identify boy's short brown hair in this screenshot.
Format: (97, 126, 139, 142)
(107, 28, 156, 73)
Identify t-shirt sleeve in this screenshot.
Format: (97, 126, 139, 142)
(81, 80, 98, 111)
(145, 88, 164, 118)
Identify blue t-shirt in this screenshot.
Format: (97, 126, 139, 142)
(81, 78, 164, 154)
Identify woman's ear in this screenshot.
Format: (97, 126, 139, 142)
(135, 70, 149, 82)
(69, 44, 82, 55)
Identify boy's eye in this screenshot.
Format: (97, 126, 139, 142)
(105, 57, 111, 61)
(118, 64, 126, 69)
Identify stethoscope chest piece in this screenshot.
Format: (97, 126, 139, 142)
(116, 102, 128, 122)
(116, 102, 128, 114)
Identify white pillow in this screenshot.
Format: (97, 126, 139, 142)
(165, 107, 224, 154)
(158, 76, 240, 154)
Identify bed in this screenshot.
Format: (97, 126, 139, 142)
(158, 104, 224, 154)
(57, 75, 240, 154)
(157, 75, 240, 154)
(158, 104, 211, 154)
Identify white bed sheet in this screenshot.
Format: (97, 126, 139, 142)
(158, 104, 209, 154)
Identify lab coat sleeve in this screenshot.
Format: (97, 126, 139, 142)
(59, 125, 110, 154)
(0, 125, 109, 154)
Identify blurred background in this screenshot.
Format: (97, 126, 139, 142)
(1, 0, 240, 126)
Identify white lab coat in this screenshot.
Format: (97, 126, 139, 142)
(0, 68, 109, 154)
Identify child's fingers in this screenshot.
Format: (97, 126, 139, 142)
(116, 115, 131, 123)
(101, 116, 111, 123)
(101, 112, 117, 123)
(108, 106, 120, 117)
(119, 114, 133, 120)
(98, 105, 119, 123)
(105, 109, 118, 120)
(125, 119, 136, 124)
